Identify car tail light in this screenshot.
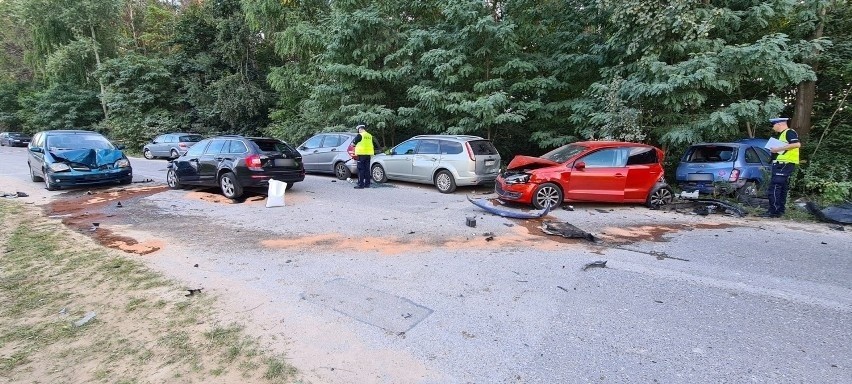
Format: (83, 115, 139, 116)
(246, 154, 263, 170)
(465, 142, 475, 162)
(179, 143, 188, 149)
(729, 168, 740, 182)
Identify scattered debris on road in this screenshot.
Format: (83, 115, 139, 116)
(466, 216, 477, 227)
(540, 221, 597, 242)
(1, 191, 29, 198)
(663, 197, 746, 217)
(186, 288, 203, 297)
(582, 260, 607, 271)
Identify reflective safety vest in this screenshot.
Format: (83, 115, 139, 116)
(776, 129, 800, 164)
(354, 131, 374, 156)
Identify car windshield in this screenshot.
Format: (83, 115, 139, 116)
(47, 134, 115, 150)
(684, 145, 737, 163)
(540, 144, 587, 163)
(180, 135, 203, 142)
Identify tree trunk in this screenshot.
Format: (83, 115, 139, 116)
(792, 3, 827, 141)
(90, 25, 109, 120)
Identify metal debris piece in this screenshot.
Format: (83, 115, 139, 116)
(73, 311, 97, 327)
(540, 221, 597, 242)
(582, 260, 607, 271)
(467, 196, 552, 219)
(186, 288, 203, 297)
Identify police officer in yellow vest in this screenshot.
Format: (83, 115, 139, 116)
(351, 124, 374, 189)
(764, 117, 801, 218)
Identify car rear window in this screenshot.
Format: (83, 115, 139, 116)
(684, 146, 737, 163)
(467, 140, 498, 155)
(252, 139, 298, 155)
(180, 135, 203, 142)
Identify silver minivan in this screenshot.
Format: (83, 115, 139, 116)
(370, 135, 501, 193)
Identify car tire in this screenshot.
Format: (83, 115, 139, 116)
(29, 163, 43, 182)
(646, 184, 674, 208)
(166, 169, 182, 189)
(532, 182, 562, 209)
(434, 170, 457, 193)
(219, 171, 243, 199)
(43, 170, 58, 191)
(120, 177, 132, 185)
(170, 149, 179, 159)
(371, 164, 387, 183)
(143, 148, 154, 160)
(285, 182, 294, 191)
(334, 162, 351, 180)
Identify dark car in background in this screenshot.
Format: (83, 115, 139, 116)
(369, 135, 501, 193)
(27, 130, 132, 191)
(675, 139, 771, 197)
(496, 141, 673, 209)
(166, 135, 305, 199)
(1, 132, 32, 147)
(298, 132, 381, 180)
(142, 132, 204, 159)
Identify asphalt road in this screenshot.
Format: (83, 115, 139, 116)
(1, 145, 850, 383)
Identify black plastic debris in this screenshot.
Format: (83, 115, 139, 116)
(805, 201, 852, 224)
(186, 288, 203, 297)
(665, 197, 746, 217)
(466, 217, 477, 227)
(17, 192, 28, 197)
(540, 221, 597, 242)
(483, 232, 495, 241)
(582, 260, 607, 271)
(116, 201, 123, 208)
(562, 205, 574, 211)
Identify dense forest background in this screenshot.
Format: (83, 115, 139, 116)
(0, 0, 849, 201)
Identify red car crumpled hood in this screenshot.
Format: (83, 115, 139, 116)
(506, 155, 560, 170)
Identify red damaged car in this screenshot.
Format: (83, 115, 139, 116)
(495, 141, 674, 209)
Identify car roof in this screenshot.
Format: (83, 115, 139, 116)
(411, 134, 486, 141)
(572, 141, 656, 148)
(42, 130, 99, 134)
(688, 142, 751, 147)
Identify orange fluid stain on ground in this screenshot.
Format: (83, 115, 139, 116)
(46, 186, 169, 255)
(260, 225, 569, 255)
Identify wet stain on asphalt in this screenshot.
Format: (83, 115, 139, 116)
(46, 186, 168, 255)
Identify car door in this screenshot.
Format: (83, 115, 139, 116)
(412, 139, 440, 182)
(148, 135, 165, 157)
(384, 139, 419, 179)
(317, 134, 343, 172)
(624, 146, 663, 201)
(743, 146, 771, 182)
(298, 134, 324, 172)
(197, 139, 227, 185)
(173, 140, 209, 183)
(27, 132, 46, 178)
(565, 147, 629, 203)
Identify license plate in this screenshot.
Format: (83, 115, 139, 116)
(485, 160, 495, 166)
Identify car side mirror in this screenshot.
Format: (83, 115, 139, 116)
(30, 146, 43, 153)
(298, 145, 306, 150)
(574, 161, 586, 170)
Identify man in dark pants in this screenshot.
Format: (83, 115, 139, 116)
(764, 117, 801, 218)
(351, 124, 374, 189)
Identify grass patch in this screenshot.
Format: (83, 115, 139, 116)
(0, 200, 298, 383)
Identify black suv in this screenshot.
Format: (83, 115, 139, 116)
(166, 135, 305, 199)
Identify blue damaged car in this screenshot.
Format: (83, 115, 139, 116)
(675, 139, 771, 197)
(27, 130, 133, 191)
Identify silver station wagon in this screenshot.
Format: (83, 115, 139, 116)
(370, 135, 501, 193)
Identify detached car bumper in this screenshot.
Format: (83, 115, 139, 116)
(46, 168, 132, 187)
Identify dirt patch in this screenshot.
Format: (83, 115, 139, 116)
(598, 223, 737, 245)
(46, 186, 168, 255)
(185, 189, 310, 205)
